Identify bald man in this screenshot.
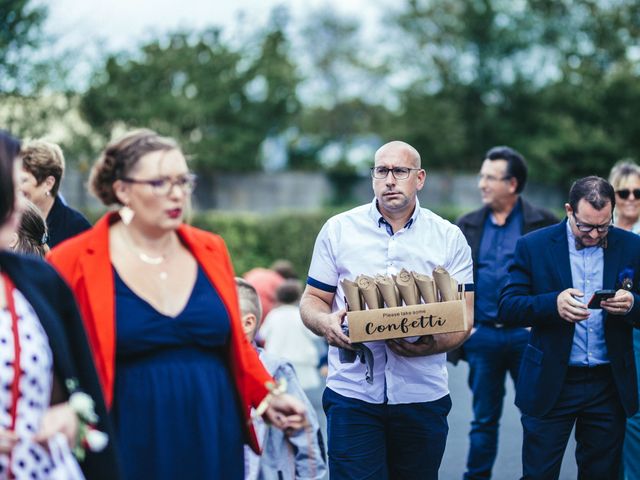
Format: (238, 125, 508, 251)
(301, 141, 475, 479)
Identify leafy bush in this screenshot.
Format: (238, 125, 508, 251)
(192, 206, 461, 277)
(191, 209, 339, 277)
(87, 206, 460, 278)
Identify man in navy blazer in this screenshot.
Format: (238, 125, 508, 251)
(499, 176, 640, 479)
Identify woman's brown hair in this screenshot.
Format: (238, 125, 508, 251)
(89, 129, 179, 206)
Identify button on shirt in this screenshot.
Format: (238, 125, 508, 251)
(307, 198, 473, 404)
(566, 222, 609, 366)
(476, 201, 523, 322)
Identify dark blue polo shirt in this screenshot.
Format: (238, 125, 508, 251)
(475, 200, 523, 323)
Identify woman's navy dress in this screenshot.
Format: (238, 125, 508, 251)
(111, 266, 244, 480)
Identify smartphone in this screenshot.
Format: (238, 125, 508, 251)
(587, 289, 617, 309)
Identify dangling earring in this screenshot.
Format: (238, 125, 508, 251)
(119, 205, 135, 225)
(45, 191, 51, 197)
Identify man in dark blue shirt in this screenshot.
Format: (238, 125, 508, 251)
(456, 146, 557, 479)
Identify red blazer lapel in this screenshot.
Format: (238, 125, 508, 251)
(77, 216, 116, 405)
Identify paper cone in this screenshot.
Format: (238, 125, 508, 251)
(412, 271, 438, 304)
(374, 274, 399, 307)
(356, 275, 383, 309)
(395, 268, 421, 305)
(341, 278, 362, 311)
(433, 266, 456, 301)
(450, 277, 459, 300)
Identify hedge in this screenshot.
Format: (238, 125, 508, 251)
(87, 205, 464, 279)
(192, 205, 464, 277)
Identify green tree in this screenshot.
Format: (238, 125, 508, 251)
(0, 0, 48, 93)
(289, 9, 391, 172)
(386, 0, 640, 183)
(81, 11, 300, 172)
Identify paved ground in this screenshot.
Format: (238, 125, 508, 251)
(442, 361, 578, 479)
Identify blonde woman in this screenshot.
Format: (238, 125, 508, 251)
(19, 140, 91, 247)
(610, 160, 640, 479)
(609, 161, 640, 233)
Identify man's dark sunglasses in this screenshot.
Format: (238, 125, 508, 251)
(616, 188, 640, 200)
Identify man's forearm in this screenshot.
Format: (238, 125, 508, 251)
(431, 330, 470, 354)
(300, 291, 332, 337)
(433, 292, 474, 353)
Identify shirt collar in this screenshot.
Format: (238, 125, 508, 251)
(369, 197, 420, 235)
(488, 197, 522, 226)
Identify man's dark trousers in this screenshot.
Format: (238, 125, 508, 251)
(521, 365, 625, 479)
(322, 387, 451, 480)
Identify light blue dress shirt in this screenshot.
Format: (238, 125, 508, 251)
(566, 222, 609, 366)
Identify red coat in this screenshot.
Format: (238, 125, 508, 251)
(47, 212, 271, 451)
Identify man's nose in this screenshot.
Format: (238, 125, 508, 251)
(385, 174, 396, 186)
(588, 229, 600, 239)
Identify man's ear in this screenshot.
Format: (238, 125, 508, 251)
(416, 169, 426, 191)
(241, 313, 257, 336)
(564, 203, 573, 217)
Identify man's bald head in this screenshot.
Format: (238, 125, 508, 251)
(374, 141, 421, 169)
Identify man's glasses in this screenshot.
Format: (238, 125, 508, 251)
(371, 166, 421, 180)
(121, 173, 197, 196)
(572, 213, 612, 233)
(616, 188, 640, 200)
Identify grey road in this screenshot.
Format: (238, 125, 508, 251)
(441, 361, 578, 479)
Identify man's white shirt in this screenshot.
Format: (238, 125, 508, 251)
(308, 198, 473, 404)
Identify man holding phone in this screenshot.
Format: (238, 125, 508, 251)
(499, 176, 640, 479)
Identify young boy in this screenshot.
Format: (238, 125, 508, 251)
(236, 278, 327, 480)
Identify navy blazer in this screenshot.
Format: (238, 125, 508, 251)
(46, 195, 91, 248)
(499, 221, 640, 417)
(0, 251, 121, 479)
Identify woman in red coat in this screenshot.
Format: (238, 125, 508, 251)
(48, 129, 304, 480)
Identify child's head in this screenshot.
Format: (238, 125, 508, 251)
(235, 277, 263, 342)
(275, 279, 303, 305)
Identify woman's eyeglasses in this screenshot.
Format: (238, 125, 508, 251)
(121, 173, 197, 196)
(616, 188, 640, 200)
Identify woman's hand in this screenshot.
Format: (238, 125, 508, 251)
(34, 402, 79, 448)
(0, 429, 19, 454)
(263, 393, 307, 432)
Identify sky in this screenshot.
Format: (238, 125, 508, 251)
(44, 0, 383, 52)
(40, 0, 387, 91)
